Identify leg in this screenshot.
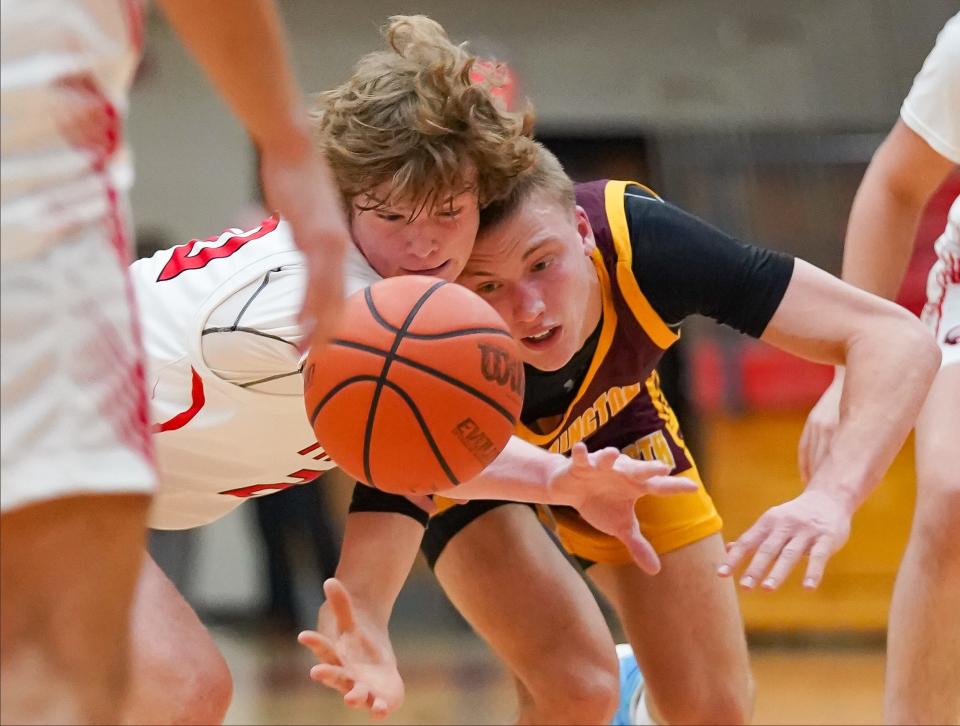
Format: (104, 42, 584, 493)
(123, 553, 233, 725)
(432, 503, 619, 725)
(590, 534, 754, 725)
(885, 363, 960, 724)
(0, 494, 150, 724)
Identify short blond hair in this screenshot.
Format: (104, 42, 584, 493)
(479, 143, 575, 230)
(312, 15, 536, 215)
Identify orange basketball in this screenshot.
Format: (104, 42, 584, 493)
(303, 276, 524, 495)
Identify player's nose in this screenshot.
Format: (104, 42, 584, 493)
(513, 283, 546, 323)
(405, 233, 439, 258)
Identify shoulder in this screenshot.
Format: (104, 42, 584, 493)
(900, 13, 960, 163)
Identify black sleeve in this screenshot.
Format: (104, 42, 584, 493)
(624, 186, 795, 337)
(348, 482, 430, 527)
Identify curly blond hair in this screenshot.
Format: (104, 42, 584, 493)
(312, 15, 536, 216)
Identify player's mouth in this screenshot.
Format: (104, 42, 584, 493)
(402, 260, 451, 277)
(521, 326, 561, 349)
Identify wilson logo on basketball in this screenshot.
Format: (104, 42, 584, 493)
(452, 418, 499, 466)
(477, 343, 523, 397)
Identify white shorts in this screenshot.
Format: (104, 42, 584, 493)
(1, 225, 156, 513)
(921, 257, 960, 369)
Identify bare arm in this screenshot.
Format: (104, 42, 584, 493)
(157, 0, 349, 350)
(722, 260, 940, 588)
(799, 121, 956, 479)
(764, 260, 940, 509)
(155, 0, 309, 153)
(841, 119, 956, 298)
(298, 511, 423, 718)
(437, 438, 697, 573)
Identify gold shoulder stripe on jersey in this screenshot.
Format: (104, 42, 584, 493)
(604, 180, 679, 350)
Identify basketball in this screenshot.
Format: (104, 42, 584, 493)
(303, 276, 524, 494)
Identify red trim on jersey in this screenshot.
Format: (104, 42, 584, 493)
(121, 0, 145, 54)
(219, 469, 325, 498)
(156, 216, 281, 282)
(152, 367, 206, 433)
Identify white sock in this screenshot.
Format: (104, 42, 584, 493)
(631, 682, 659, 726)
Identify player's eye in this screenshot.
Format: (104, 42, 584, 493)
(437, 207, 462, 219)
(475, 281, 501, 295)
(531, 257, 554, 272)
(376, 212, 405, 222)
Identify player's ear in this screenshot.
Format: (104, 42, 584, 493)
(574, 205, 596, 255)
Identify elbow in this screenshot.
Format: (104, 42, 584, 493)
(898, 312, 942, 380)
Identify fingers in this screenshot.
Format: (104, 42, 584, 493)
(618, 457, 671, 480)
(570, 442, 590, 469)
(738, 529, 791, 589)
(641, 475, 699, 496)
(344, 682, 371, 709)
(309, 663, 353, 695)
(370, 696, 391, 720)
(802, 536, 836, 589)
(297, 630, 340, 665)
(622, 519, 661, 575)
(759, 534, 813, 590)
(323, 578, 356, 633)
(591, 446, 621, 470)
(717, 517, 772, 578)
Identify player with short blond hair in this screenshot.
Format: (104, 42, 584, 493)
(311, 142, 940, 724)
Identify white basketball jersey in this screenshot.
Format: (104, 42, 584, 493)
(1, 0, 142, 262)
(130, 217, 381, 529)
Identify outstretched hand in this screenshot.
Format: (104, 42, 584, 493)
(717, 489, 852, 590)
(297, 578, 404, 719)
(549, 442, 698, 575)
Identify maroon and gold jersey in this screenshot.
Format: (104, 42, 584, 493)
(517, 180, 690, 473)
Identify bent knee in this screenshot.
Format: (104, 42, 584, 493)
(655, 671, 754, 725)
(912, 479, 960, 551)
(177, 650, 232, 726)
(126, 634, 232, 725)
(520, 658, 619, 724)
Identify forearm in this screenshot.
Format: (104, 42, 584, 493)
(157, 0, 311, 155)
(839, 119, 955, 301)
(840, 173, 925, 300)
(437, 437, 564, 505)
(318, 510, 424, 635)
(807, 313, 940, 510)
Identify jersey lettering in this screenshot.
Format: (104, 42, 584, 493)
(219, 468, 324, 498)
(156, 215, 280, 282)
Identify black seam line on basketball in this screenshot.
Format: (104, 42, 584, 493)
(200, 327, 298, 347)
(330, 338, 518, 425)
(364, 280, 448, 488)
(389, 327, 514, 341)
(239, 369, 301, 388)
(309, 375, 381, 427)
(306, 374, 459, 489)
(232, 267, 281, 329)
(379, 378, 459, 487)
(360, 286, 513, 341)
(363, 286, 402, 334)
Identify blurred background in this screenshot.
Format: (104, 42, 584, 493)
(129, 1, 959, 723)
